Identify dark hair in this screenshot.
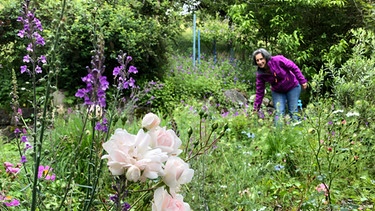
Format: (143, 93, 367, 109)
(252, 48, 272, 66)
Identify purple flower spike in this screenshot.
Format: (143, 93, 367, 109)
(21, 136, 28, 142)
(18, 0, 47, 75)
(113, 51, 138, 90)
(17, 29, 26, 38)
(20, 65, 28, 74)
(113, 66, 122, 76)
(34, 32, 45, 46)
(122, 202, 131, 211)
(34, 18, 43, 31)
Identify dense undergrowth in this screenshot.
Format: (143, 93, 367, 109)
(1, 0, 375, 210)
(1, 47, 375, 210)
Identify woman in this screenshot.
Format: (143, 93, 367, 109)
(252, 48, 307, 122)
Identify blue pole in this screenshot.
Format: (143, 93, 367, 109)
(198, 29, 200, 64)
(213, 39, 217, 64)
(193, 14, 196, 67)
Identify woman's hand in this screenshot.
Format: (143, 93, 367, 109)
(301, 83, 308, 90)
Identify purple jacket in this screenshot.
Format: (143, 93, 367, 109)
(253, 55, 307, 110)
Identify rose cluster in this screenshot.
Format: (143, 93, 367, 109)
(102, 113, 194, 210)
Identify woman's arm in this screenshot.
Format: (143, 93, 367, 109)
(253, 75, 266, 110)
(280, 56, 308, 88)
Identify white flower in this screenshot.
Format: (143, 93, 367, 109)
(152, 187, 191, 211)
(149, 126, 182, 156)
(142, 113, 161, 130)
(162, 156, 194, 190)
(346, 111, 360, 117)
(102, 128, 168, 182)
(332, 109, 344, 114)
(126, 165, 141, 182)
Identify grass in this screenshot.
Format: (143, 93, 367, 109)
(1, 42, 375, 210)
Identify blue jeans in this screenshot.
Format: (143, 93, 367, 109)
(272, 84, 301, 123)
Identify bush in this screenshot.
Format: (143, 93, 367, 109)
(327, 28, 375, 124)
(0, 0, 183, 109)
(147, 54, 254, 114)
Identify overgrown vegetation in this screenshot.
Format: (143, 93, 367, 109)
(1, 0, 375, 210)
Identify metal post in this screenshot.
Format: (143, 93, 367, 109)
(193, 13, 196, 67)
(198, 29, 200, 64)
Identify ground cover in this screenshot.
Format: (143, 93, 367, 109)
(1, 51, 374, 210)
(1, 1, 375, 210)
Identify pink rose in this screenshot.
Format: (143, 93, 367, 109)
(162, 156, 194, 190)
(102, 128, 168, 181)
(152, 187, 191, 211)
(102, 129, 138, 175)
(126, 165, 141, 182)
(142, 113, 161, 130)
(149, 127, 182, 156)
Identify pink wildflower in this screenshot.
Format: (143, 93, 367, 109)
(315, 183, 329, 196)
(3, 162, 21, 175)
(38, 165, 56, 181)
(4, 199, 20, 207)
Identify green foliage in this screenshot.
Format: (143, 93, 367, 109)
(2, 0, 375, 210)
(2, 53, 375, 210)
(226, 0, 367, 100)
(325, 28, 375, 124)
(0, 0, 183, 108)
(0, 43, 17, 109)
(226, 114, 253, 142)
(302, 100, 375, 208)
(227, 3, 257, 51)
(198, 13, 236, 55)
(147, 54, 253, 114)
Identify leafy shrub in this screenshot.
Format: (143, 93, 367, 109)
(326, 28, 375, 124)
(0, 0, 183, 109)
(148, 54, 254, 114)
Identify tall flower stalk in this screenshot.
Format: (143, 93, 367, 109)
(17, 0, 49, 210)
(74, 35, 111, 210)
(79, 48, 140, 210)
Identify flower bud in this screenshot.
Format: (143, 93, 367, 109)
(223, 123, 229, 131)
(121, 115, 127, 126)
(211, 123, 218, 131)
(188, 127, 193, 138)
(112, 114, 119, 126)
(199, 111, 204, 118)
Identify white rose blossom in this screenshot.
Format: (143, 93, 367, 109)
(142, 112, 161, 130)
(149, 126, 183, 156)
(102, 128, 168, 182)
(152, 187, 191, 211)
(162, 156, 194, 190)
(103, 113, 195, 208)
